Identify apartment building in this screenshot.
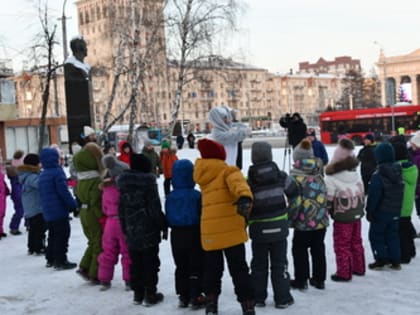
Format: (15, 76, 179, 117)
(299, 56, 361, 76)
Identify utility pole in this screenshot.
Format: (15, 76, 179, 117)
(58, 0, 70, 61)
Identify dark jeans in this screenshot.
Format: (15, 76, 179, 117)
(292, 228, 326, 284)
(46, 218, 71, 265)
(130, 245, 161, 296)
(164, 178, 172, 196)
(203, 243, 253, 303)
(369, 212, 400, 263)
(171, 227, 203, 299)
(27, 213, 46, 253)
(251, 239, 292, 304)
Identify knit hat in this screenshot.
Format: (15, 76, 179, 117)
(374, 142, 395, 164)
(292, 139, 313, 162)
(410, 133, 420, 148)
(102, 154, 128, 177)
(391, 142, 409, 161)
(130, 153, 152, 173)
(12, 150, 24, 167)
(251, 141, 272, 164)
(23, 153, 40, 166)
(161, 139, 170, 149)
(331, 138, 355, 163)
(82, 126, 95, 138)
(197, 138, 226, 161)
(364, 134, 375, 142)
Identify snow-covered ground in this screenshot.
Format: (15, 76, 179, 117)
(2, 145, 420, 315)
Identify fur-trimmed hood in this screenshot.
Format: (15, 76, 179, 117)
(325, 156, 359, 175)
(17, 164, 41, 174)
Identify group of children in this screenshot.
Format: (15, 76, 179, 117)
(1, 131, 419, 315)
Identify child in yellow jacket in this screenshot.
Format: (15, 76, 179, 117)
(193, 138, 255, 315)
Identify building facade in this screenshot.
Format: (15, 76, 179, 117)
(376, 48, 420, 106)
(299, 56, 361, 76)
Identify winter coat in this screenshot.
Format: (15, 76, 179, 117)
(141, 146, 162, 176)
(357, 143, 377, 189)
(72, 142, 104, 219)
(0, 170, 9, 213)
(165, 159, 201, 227)
(193, 158, 253, 251)
(366, 162, 405, 218)
(287, 118, 307, 148)
(411, 149, 420, 198)
(17, 164, 42, 219)
(288, 158, 329, 231)
(117, 170, 167, 251)
(397, 159, 418, 217)
(247, 160, 298, 242)
(208, 106, 247, 166)
(160, 148, 178, 179)
(118, 140, 133, 167)
(6, 166, 23, 213)
(324, 157, 365, 223)
(39, 148, 77, 222)
(312, 139, 329, 166)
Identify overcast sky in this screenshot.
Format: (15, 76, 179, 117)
(1, 0, 420, 74)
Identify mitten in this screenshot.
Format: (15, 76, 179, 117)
(235, 196, 253, 220)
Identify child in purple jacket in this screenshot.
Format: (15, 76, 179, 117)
(97, 155, 131, 291)
(6, 150, 25, 235)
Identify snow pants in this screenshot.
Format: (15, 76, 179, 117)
(399, 217, 416, 263)
(369, 212, 400, 264)
(79, 207, 102, 280)
(251, 239, 292, 305)
(98, 217, 131, 282)
(333, 220, 365, 279)
(202, 243, 254, 303)
(292, 228, 326, 284)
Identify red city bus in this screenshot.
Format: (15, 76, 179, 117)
(319, 105, 420, 144)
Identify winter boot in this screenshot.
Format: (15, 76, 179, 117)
(205, 293, 218, 315)
(133, 290, 144, 305)
(178, 295, 189, 308)
(144, 287, 164, 307)
(368, 259, 388, 270)
(54, 261, 77, 270)
(241, 299, 256, 315)
(190, 294, 206, 310)
(309, 278, 325, 289)
(99, 282, 111, 291)
(76, 268, 90, 281)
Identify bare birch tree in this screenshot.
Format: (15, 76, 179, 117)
(28, 1, 59, 152)
(100, 0, 167, 144)
(165, 0, 243, 134)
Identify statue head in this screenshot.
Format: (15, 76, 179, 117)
(70, 37, 87, 63)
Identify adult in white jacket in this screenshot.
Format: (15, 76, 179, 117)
(208, 105, 247, 166)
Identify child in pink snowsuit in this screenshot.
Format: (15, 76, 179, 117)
(0, 151, 10, 239)
(98, 154, 131, 291)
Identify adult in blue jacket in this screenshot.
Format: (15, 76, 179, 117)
(307, 128, 329, 166)
(39, 147, 78, 270)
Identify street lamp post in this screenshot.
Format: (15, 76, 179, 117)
(374, 41, 394, 133)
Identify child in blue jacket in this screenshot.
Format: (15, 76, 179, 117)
(165, 159, 205, 309)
